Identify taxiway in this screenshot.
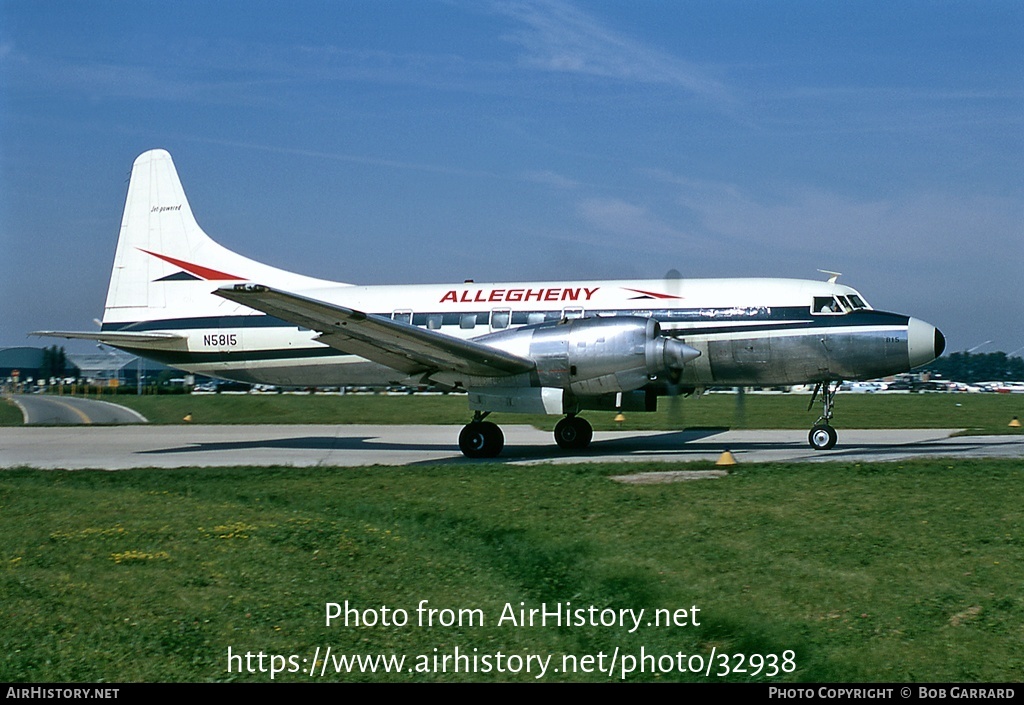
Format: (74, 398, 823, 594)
(1, 425, 1020, 469)
(10, 394, 148, 425)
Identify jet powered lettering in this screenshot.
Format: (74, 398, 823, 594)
(37, 150, 945, 457)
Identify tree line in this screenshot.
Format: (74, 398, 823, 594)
(923, 351, 1024, 383)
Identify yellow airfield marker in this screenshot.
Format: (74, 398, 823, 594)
(716, 450, 737, 466)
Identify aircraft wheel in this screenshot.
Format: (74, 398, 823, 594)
(808, 424, 838, 451)
(554, 416, 593, 450)
(459, 421, 504, 458)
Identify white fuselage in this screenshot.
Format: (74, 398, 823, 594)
(103, 275, 938, 392)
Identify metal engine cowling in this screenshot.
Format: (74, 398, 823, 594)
(485, 316, 700, 395)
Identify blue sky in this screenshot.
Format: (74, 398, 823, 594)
(2, 0, 1022, 356)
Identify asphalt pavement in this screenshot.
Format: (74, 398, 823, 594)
(1, 424, 1021, 470)
(10, 394, 148, 425)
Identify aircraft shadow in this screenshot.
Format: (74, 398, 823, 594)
(137, 436, 449, 454)
(136, 428, 731, 461)
(134, 429, 1018, 465)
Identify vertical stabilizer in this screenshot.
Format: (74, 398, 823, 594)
(102, 149, 341, 327)
(105, 149, 210, 314)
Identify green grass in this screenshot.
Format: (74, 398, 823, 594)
(1, 459, 1021, 682)
(22, 391, 1024, 436)
(0, 397, 24, 425)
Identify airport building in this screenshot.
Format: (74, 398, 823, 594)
(1, 345, 173, 388)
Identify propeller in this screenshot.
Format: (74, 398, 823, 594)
(662, 268, 747, 429)
(733, 386, 746, 429)
(662, 269, 686, 427)
(664, 366, 685, 427)
(665, 268, 682, 297)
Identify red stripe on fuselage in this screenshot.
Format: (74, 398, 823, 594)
(622, 288, 682, 300)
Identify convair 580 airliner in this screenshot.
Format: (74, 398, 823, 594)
(37, 149, 945, 457)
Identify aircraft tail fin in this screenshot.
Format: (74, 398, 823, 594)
(102, 149, 340, 327)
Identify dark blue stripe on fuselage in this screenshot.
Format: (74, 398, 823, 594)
(103, 307, 909, 334)
(112, 345, 346, 366)
(102, 315, 299, 332)
(663, 309, 910, 336)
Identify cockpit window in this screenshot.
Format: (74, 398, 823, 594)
(812, 296, 843, 314)
(814, 293, 871, 314)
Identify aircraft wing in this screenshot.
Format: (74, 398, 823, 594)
(214, 284, 535, 377)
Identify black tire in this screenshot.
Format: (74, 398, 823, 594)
(808, 424, 838, 451)
(554, 416, 593, 450)
(459, 421, 504, 458)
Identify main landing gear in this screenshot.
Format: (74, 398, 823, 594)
(459, 412, 504, 458)
(458, 412, 595, 458)
(554, 415, 593, 450)
(807, 381, 840, 451)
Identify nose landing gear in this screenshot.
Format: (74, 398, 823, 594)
(808, 381, 840, 451)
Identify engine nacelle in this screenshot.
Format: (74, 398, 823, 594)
(483, 316, 700, 395)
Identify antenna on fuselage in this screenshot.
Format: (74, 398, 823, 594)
(817, 269, 842, 284)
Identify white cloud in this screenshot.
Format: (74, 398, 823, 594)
(495, 0, 734, 105)
(522, 169, 580, 189)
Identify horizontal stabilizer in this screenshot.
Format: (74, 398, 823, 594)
(31, 330, 187, 348)
(214, 284, 535, 377)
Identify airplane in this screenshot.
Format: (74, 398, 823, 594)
(35, 149, 946, 457)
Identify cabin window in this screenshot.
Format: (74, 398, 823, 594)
(527, 312, 545, 325)
(460, 313, 477, 330)
(490, 309, 510, 330)
(391, 310, 412, 324)
(426, 314, 443, 330)
(562, 307, 584, 320)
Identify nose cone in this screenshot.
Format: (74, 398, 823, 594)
(908, 318, 945, 368)
(662, 338, 702, 369)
